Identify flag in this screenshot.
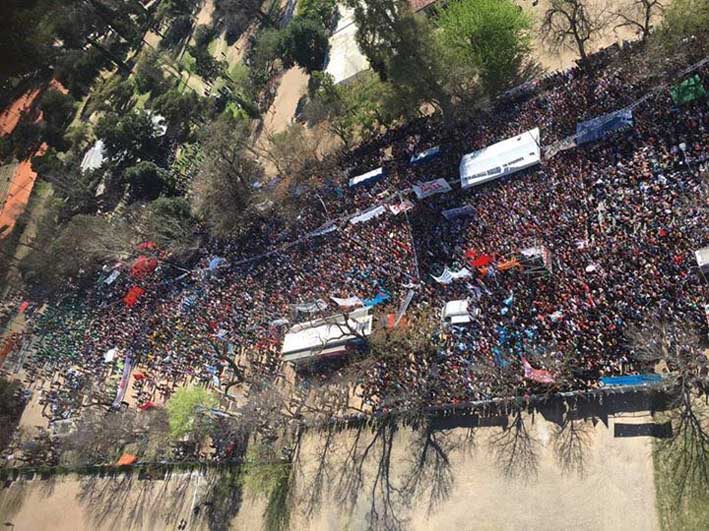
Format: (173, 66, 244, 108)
(331, 295, 364, 308)
(522, 357, 555, 384)
(670, 75, 707, 105)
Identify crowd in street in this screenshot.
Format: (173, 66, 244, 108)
(15, 43, 708, 419)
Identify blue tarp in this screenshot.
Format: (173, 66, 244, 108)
(600, 374, 663, 387)
(576, 108, 634, 145)
(363, 291, 391, 308)
(410, 146, 441, 165)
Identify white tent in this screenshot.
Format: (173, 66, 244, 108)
(460, 128, 541, 189)
(80, 140, 106, 173)
(282, 308, 373, 365)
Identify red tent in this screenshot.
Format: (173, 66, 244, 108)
(133, 372, 147, 381)
(130, 256, 158, 278)
(123, 286, 145, 307)
(18, 301, 30, 313)
(138, 401, 156, 411)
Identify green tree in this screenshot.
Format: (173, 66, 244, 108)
(304, 71, 400, 146)
(297, 0, 338, 29)
(150, 88, 202, 140)
(345, 0, 454, 117)
(280, 17, 330, 73)
(166, 386, 217, 440)
(436, 0, 534, 95)
(656, 0, 709, 55)
(124, 161, 173, 201)
(190, 115, 264, 236)
(135, 50, 171, 96)
(95, 110, 163, 163)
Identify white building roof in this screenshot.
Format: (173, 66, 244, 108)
(325, 5, 370, 84)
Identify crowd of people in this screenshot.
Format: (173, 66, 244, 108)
(9, 42, 708, 420)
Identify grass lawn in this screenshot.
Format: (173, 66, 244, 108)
(653, 439, 709, 530)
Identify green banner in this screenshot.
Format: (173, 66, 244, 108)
(670, 74, 707, 105)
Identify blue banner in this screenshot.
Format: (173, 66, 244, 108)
(576, 108, 633, 146)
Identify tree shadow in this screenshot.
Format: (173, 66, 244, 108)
(488, 408, 539, 481)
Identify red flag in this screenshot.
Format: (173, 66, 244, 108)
(471, 254, 493, 268)
(522, 357, 555, 384)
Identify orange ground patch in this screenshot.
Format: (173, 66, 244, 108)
(0, 88, 41, 137)
(0, 143, 47, 239)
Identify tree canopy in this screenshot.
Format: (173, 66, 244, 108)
(436, 0, 534, 95)
(166, 386, 218, 440)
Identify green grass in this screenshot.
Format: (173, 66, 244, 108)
(653, 440, 709, 530)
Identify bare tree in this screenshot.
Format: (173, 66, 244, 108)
(541, 0, 608, 63)
(614, 0, 665, 40)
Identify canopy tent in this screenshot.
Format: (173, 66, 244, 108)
(460, 128, 541, 189)
(130, 256, 158, 278)
(349, 167, 386, 187)
(282, 308, 373, 365)
(575, 108, 633, 146)
(80, 140, 105, 173)
(123, 286, 145, 307)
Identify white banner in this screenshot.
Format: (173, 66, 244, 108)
(294, 300, 328, 313)
(331, 295, 364, 308)
(442, 205, 475, 221)
(349, 205, 386, 225)
(460, 128, 541, 189)
(349, 167, 385, 187)
(104, 270, 121, 285)
(388, 199, 414, 215)
(309, 222, 338, 237)
(431, 267, 472, 284)
(394, 289, 416, 326)
(413, 178, 452, 199)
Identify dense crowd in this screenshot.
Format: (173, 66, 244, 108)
(13, 43, 708, 419)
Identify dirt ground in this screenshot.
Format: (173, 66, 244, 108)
(0, 471, 208, 531)
(291, 411, 659, 531)
(0, 408, 660, 530)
